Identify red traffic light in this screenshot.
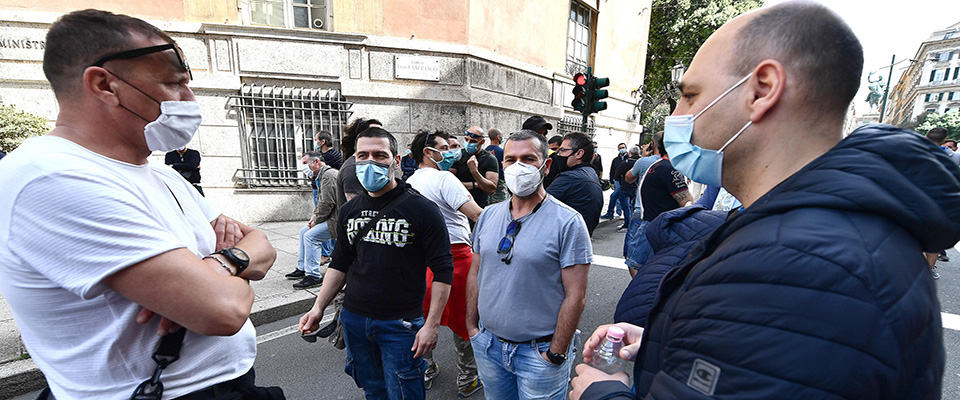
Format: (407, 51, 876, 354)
(574, 73, 588, 86)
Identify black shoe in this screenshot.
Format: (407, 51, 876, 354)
(293, 275, 323, 289)
(939, 254, 950, 262)
(285, 269, 305, 279)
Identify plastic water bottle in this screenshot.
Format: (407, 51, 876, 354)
(589, 326, 626, 374)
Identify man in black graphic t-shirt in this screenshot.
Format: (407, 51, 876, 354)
(300, 127, 453, 400)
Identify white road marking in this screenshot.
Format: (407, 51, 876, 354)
(943, 313, 960, 332)
(257, 313, 334, 344)
(592, 254, 628, 270)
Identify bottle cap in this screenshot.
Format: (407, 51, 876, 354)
(608, 326, 625, 340)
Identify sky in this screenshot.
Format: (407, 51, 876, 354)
(764, 0, 960, 115)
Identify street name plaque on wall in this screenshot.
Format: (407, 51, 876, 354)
(394, 55, 440, 81)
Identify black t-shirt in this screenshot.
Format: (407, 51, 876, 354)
(329, 181, 454, 320)
(640, 159, 688, 222)
(451, 149, 499, 207)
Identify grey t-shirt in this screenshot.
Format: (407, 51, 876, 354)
(472, 195, 593, 341)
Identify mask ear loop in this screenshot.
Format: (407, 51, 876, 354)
(694, 73, 753, 120)
(718, 121, 752, 152)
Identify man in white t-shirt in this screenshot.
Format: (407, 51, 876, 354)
(0, 10, 279, 399)
(406, 130, 484, 396)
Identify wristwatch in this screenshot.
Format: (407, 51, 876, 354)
(212, 247, 250, 276)
(546, 351, 567, 365)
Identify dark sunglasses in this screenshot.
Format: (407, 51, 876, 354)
(465, 131, 484, 139)
(90, 43, 192, 79)
(497, 219, 522, 264)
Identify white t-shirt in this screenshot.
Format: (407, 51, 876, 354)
(406, 167, 472, 244)
(0, 136, 255, 399)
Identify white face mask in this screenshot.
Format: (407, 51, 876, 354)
(144, 101, 202, 152)
(504, 160, 546, 197)
(301, 163, 314, 178)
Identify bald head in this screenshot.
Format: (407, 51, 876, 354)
(730, 1, 862, 116)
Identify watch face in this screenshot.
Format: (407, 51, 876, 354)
(228, 247, 249, 262)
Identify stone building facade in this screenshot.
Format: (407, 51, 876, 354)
(0, 0, 651, 222)
(886, 22, 960, 126)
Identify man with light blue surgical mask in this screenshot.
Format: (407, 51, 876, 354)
(450, 126, 500, 207)
(300, 126, 454, 400)
(571, 2, 960, 399)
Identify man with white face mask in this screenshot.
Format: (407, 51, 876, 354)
(572, 2, 960, 399)
(466, 129, 592, 400)
(0, 10, 281, 399)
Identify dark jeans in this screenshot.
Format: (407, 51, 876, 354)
(341, 308, 426, 400)
(603, 181, 622, 217)
(617, 188, 636, 229)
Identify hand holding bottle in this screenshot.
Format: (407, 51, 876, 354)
(582, 323, 644, 364)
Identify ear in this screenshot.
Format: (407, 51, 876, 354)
(393, 154, 402, 168)
(747, 59, 785, 123)
(83, 66, 121, 107)
(576, 148, 585, 161)
(542, 155, 552, 172)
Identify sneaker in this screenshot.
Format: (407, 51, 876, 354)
(424, 362, 439, 390)
(939, 254, 950, 262)
(932, 267, 940, 280)
(616, 225, 628, 232)
(600, 214, 614, 220)
(320, 256, 332, 265)
(285, 269, 305, 279)
(458, 378, 482, 398)
(293, 275, 323, 289)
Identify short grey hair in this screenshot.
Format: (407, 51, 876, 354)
(628, 146, 641, 156)
(506, 129, 548, 161)
(303, 151, 323, 161)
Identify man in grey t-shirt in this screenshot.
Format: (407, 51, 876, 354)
(466, 130, 592, 400)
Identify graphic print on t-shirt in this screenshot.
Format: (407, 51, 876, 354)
(346, 210, 414, 247)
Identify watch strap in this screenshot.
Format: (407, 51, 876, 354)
(214, 247, 249, 275)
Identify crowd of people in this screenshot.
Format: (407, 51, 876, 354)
(2, 2, 960, 400)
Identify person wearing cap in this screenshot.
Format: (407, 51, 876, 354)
(522, 115, 554, 137)
(450, 126, 500, 208)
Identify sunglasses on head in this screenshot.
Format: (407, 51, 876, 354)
(90, 43, 192, 79)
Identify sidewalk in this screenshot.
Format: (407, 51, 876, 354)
(0, 220, 323, 399)
(0, 190, 621, 398)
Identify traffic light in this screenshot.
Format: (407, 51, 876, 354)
(572, 72, 588, 112)
(591, 76, 610, 113)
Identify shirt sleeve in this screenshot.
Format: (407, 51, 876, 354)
(664, 166, 689, 195)
(9, 173, 185, 299)
(558, 205, 594, 268)
(441, 172, 472, 210)
(481, 153, 500, 175)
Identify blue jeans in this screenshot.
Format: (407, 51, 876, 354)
(617, 188, 636, 229)
(470, 326, 578, 400)
(321, 238, 335, 257)
(298, 224, 332, 278)
(341, 308, 426, 400)
(603, 181, 622, 217)
(624, 217, 653, 267)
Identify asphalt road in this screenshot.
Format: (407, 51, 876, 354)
(14, 220, 960, 399)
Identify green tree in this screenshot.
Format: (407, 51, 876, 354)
(915, 111, 960, 140)
(644, 0, 763, 92)
(0, 104, 49, 153)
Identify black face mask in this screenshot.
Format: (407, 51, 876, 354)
(555, 154, 570, 172)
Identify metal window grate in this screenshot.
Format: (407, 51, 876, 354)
(557, 115, 595, 137)
(228, 84, 352, 188)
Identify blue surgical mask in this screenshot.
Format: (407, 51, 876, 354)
(664, 73, 753, 187)
(618, 148, 626, 155)
(465, 142, 479, 154)
(315, 144, 323, 152)
(426, 147, 458, 171)
(450, 147, 463, 163)
(356, 160, 392, 192)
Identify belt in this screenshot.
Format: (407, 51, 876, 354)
(495, 334, 553, 345)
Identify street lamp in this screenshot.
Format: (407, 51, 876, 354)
(671, 63, 685, 86)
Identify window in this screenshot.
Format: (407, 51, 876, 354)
(930, 69, 936, 82)
(939, 92, 945, 101)
(954, 67, 959, 80)
(939, 52, 951, 62)
(250, 0, 329, 29)
(926, 93, 932, 102)
(565, 2, 594, 76)
(946, 32, 957, 39)
(229, 84, 352, 188)
(935, 69, 945, 82)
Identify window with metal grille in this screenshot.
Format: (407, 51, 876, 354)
(229, 84, 352, 188)
(557, 115, 596, 137)
(565, 2, 594, 76)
